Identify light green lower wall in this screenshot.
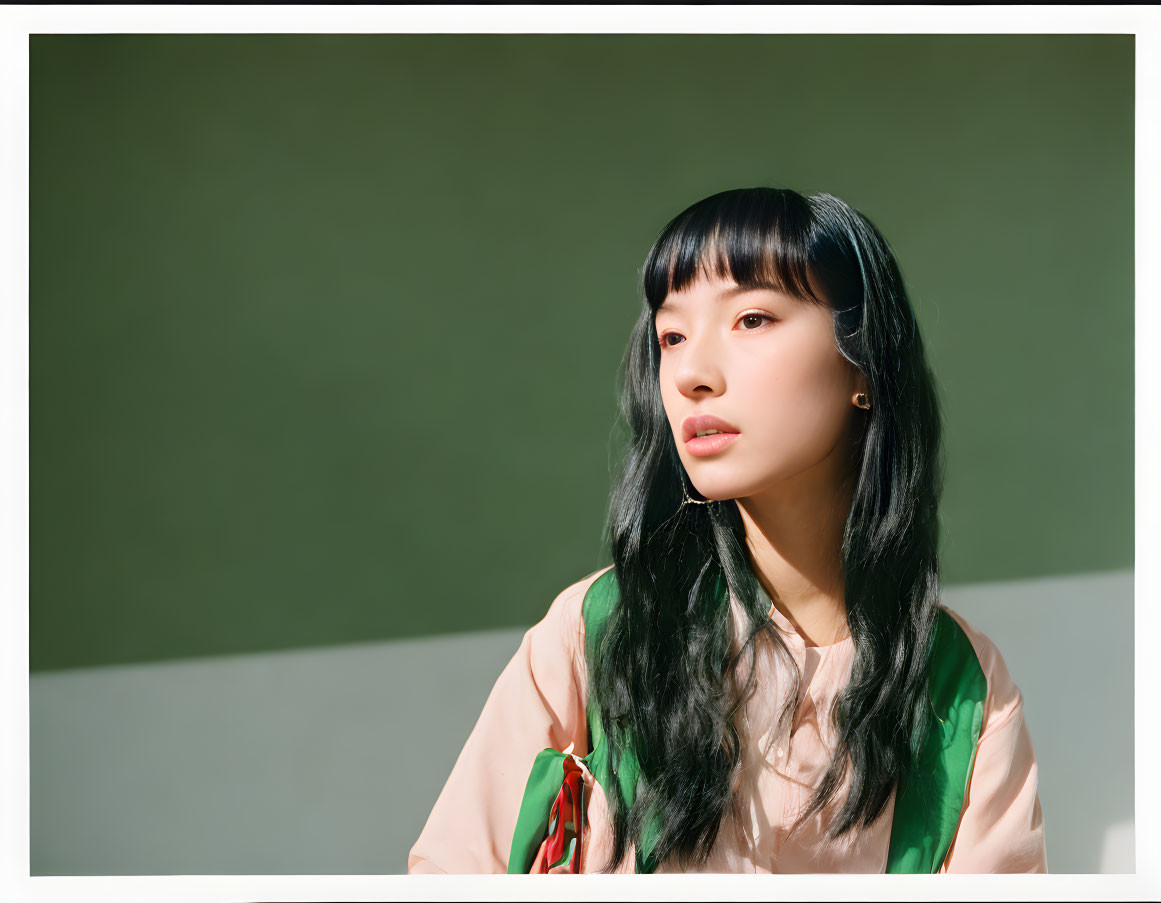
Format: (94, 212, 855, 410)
(30, 569, 1133, 875)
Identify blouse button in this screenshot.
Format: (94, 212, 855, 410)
(776, 747, 785, 758)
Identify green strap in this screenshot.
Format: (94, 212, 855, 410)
(580, 568, 662, 873)
(885, 608, 987, 872)
(508, 568, 986, 874)
(507, 748, 560, 873)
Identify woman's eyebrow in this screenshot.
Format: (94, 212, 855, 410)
(657, 285, 764, 316)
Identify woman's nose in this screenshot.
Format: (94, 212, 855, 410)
(674, 334, 725, 398)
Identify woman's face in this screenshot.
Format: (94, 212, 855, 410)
(654, 272, 866, 503)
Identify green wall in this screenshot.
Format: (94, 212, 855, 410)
(30, 34, 1133, 671)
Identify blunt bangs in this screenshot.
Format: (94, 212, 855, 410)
(641, 187, 834, 313)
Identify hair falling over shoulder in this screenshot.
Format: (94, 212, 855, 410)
(587, 186, 946, 873)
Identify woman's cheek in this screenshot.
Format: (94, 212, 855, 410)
(789, 366, 857, 460)
(757, 376, 847, 468)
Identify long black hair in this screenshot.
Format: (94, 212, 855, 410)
(589, 187, 945, 872)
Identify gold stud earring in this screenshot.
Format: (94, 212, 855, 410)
(854, 393, 871, 410)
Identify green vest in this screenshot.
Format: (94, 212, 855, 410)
(508, 567, 987, 873)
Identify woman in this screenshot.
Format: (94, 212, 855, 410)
(407, 187, 1047, 874)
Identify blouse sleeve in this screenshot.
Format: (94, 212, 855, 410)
(939, 610, 1048, 873)
(406, 567, 607, 874)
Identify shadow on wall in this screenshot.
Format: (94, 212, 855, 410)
(31, 570, 1133, 874)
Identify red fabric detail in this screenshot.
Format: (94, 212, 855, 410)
(532, 756, 586, 873)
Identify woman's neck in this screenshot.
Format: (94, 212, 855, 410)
(734, 454, 855, 648)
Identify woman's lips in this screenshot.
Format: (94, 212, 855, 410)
(685, 431, 740, 457)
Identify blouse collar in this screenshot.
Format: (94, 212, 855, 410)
(752, 581, 853, 652)
(731, 581, 854, 738)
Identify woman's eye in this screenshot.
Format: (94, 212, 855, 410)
(657, 314, 773, 350)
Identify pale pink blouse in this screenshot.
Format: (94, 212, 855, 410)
(408, 565, 1047, 874)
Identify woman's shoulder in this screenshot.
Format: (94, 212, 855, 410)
(528, 564, 615, 704)
(936, 603, 1026, 735)
(529, 564, 615, 654)
(562, 562, 616, 600)
(541, 564, 616, 636)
